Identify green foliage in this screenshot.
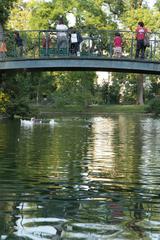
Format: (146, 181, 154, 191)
(155, 0, 160, 10)
(6, 0, 31, 30)
(52, 71, 96, 107)
(0, 91, 10, 113)
(6, 98, 30, 118)
(0, 0, 17, 26)
(145, 98, 160, 115)
(101, 79, 121, 104)
(21, 0, 116, 30)
(103, 0, 125, 17)
(121, 8, 160, 31)
(144, 78, 160, 102)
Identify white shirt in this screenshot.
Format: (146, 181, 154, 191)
(56, 24, 68, 37)
(71, 33, 78, 43)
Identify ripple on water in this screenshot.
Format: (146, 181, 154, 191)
(13, 217, 125, 240)
(15, 217, 67, 239)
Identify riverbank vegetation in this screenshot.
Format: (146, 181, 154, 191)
(31, 104, 146, 118)
(0, 0, 160, 117)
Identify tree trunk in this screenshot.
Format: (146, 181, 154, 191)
(136, 74, 144, 105)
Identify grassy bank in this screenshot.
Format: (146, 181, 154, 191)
(31, 104, 146, 117)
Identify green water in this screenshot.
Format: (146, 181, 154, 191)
(0, 115, 160, 239)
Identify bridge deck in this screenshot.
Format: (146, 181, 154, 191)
(0, 57, 159, 74)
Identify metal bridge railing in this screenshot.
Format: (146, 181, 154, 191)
(0, 29, 159, 62)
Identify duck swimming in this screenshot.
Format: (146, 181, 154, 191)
(20, 118, 55, 126)
(20, 117, 42, 126)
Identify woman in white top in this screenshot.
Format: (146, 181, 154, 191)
(56, 18, 68, 51)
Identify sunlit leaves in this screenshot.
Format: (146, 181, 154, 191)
(121, 8, 160, 31)
(6, 0, 32, 30)
(0, 91, 10, 113)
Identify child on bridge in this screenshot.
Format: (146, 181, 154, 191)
(113, 32, 122, 58)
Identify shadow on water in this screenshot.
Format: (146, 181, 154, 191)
(0, 115, 160, 239)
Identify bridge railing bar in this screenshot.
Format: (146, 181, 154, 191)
(130, 34, 134, 59)
(0, 29, 160, 62)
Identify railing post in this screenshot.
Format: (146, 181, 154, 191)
(109, 34, 112, 58)
(153, 35, 156, 61)
(38, 31, 41, 57)
(130, 34, 134, 59)
(150, 41, 153, 60)
(46, 31, 48, 56)
(67, 31, 69, 56)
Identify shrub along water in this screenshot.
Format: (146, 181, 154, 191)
(145, 98, 160, 116)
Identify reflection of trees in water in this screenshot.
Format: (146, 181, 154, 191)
(133, 201, 144, 220)
(84, 115, 160, 237)
(113, 115, 160, 236)
(0, 120, 21, 235)
(113, 114, 143, 180)
(0, 199, 20, 236)
(140, 118, 160, 189)
(1, 116, 160, 237)
(0, 118, 91, 236)
(86, 116, 115, 179)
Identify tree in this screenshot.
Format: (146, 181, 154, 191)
(0, 1, 17, 26)
(0, 91, 10, 113)
(26, 0, 116, 30)
(103, 0, 125, 18)
(155, 0, 160, 10)
(6, 0, 31, 30)
(53, 71, 96, 107)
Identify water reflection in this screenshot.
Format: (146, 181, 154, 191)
(0, 116, 160, 239)
(15, 215, 66, 240)
(87, 117, 115, 179)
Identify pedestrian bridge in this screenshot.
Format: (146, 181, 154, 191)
(1, 57, 160, 74)
(0, 29, 160, 74)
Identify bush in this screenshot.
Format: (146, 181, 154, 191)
(145, 97, 160, 115)
(6, 99, 30, 119)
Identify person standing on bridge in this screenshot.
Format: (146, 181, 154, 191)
(42, 32, 51, 56)
(0, 39, 7, 59)
(113, 32, 122, 58)
(56, 17, 68, 53)
(69, 27, 83, 56)
(14, 31, 23, 57)
(135, 21, 148, 59)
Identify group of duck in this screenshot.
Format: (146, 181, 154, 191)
(20, 117, 55, 126)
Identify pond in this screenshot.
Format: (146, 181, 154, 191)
(0, 114, 160, 239)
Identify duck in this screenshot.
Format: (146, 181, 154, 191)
(31, 117, 42, 124)
(20, 117, 42, 126)
(20, 118, 55, 126)
(20, 118, 34, 126)
(49, 119, 55, 125)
